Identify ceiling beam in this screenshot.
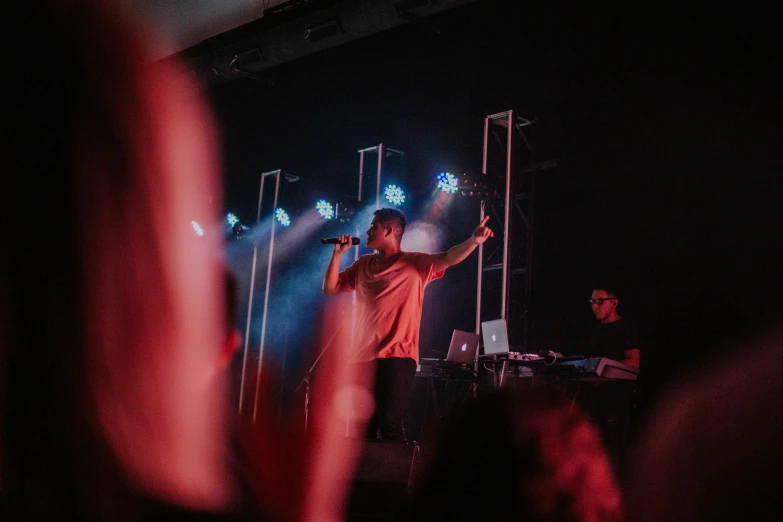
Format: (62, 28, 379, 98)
(171, 0, 478, 89)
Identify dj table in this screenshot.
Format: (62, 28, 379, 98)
(476, 353, 640, 388)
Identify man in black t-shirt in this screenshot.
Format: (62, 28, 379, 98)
(589, 287, 640, 367)
(582, 286, 640, 476)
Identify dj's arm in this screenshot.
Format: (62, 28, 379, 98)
(623, 349, 640, 368)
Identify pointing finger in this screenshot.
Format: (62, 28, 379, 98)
(480, 216, 490, 226)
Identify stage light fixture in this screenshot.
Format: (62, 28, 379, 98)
(274, 208, 291, 227)
(394, 0, 433, 16)
(229, 48, 265, 73)
(336, 197, 356, 222)
(306, 19, 342, 43)
(383, 184, 406, 206)
(232, 222, 249, 239)
(191, 220, 205, 237)
(457, 172, 489, 198)
(226, 213, 239, 226)
(315, 200, 335, 220)
(436, 172, 459, 194)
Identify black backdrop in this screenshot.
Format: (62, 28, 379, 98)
(208, 1, 782, 413)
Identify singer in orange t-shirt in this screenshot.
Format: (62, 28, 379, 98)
(323, 208, 493, 440)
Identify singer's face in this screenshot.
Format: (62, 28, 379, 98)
(366, 218, 386, 249)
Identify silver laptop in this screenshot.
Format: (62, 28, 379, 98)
(481, 318, 545, 361)
(481, 318, 510, 355)
(445, 329, 480, 365)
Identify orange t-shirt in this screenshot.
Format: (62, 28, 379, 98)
(338, 251, 444, 363)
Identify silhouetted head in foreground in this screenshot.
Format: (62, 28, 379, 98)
(408, 386, 623, 522)
(2, 1, 233, 519)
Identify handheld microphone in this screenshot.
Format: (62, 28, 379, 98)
(320, 237, 360, 245)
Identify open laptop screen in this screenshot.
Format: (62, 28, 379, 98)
(445, 329, 480, 364)
(481, 318, 510, 355)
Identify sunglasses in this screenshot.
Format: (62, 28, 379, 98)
(588, 298, 616, 306)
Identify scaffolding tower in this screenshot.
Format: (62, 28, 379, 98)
(238, 168, 299, 420)
(475, 110, 541, 351)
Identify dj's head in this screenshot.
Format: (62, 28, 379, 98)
(589, 285, 620, 323)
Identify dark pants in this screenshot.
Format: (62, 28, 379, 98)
(355, 358, 417, 441)
(575, 381, 634, 475)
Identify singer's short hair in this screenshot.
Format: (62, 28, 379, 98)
(374, 208, 407, 239)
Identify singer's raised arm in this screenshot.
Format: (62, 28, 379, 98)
(322, 234, 353, 295)
(433, 216, 494, 272)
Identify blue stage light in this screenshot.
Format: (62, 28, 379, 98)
(436, 172, 459, 194)
(383, 184, 406, 206)
(191, 220, 204, 236)
(315, 200, 334, 220)
(226, 212, 239, 226)
(274, 208, 291, 227)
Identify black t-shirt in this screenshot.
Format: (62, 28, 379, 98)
(590, 318, 639, 362)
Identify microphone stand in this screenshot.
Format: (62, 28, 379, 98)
(295, 312, 350, 433)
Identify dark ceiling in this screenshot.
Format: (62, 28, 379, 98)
(169, 0, 477, 89)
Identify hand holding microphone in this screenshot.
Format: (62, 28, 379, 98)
(322, 235, 358, 254)
(320, 237, 360, 245)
